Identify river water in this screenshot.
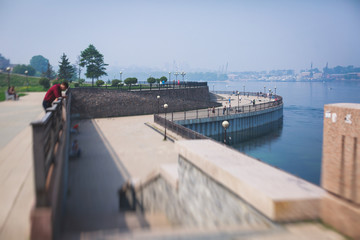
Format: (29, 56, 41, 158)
(209, 80, 360, 185)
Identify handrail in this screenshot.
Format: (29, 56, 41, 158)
(158, 92, 283, 122)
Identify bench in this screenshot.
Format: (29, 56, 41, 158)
(5, 91, 15, 100)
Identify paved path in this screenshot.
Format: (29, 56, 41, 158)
(0, 92, 44, 240)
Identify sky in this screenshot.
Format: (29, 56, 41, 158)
(1, 0, 360, 75)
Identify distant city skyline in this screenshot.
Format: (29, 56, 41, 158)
(1, 0, 360, 74)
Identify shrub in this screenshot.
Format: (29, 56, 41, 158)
(111, 79, 121, 86)
(39, 77, 50, 89)
(96, 80, 104, 86)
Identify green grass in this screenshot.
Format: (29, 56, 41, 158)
(0, 73, 47, 101)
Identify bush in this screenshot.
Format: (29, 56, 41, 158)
(124, 77, 138, 85)
(111, 79, 121, 86)
(147, 77, 156, 84)
(74, 83, 79, 87)
(96, 80, 104, 86)
(39, 77, 50, 89)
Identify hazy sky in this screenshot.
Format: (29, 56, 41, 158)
(1, 0, 360, 73)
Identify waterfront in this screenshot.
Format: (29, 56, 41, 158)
(211, 81, 360, 185)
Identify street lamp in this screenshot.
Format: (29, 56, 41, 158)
(181, 72, 186, 81)
(222, 120, 229, 144)
(243, 85, 245, 95)
(264, 86, 266, 94)
(174, 72, 179, 82)
(157, 95, 160, 114)
(25, 70, 29, 91)
(274, 86, 277, 96)
(164, 103, 168, 140)
(120, 71, 122, 81)
(6, 67, 11, 88)
(168, 72, 171, 83)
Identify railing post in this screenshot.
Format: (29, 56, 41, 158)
(196, 109, 198, 119)
(32, 122, 49, 207)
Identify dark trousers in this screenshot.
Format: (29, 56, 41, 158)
(42, 100, 52, 111)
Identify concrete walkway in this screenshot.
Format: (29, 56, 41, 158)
(0, 92, 44, 240)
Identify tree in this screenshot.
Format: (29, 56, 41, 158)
(39, 77, 50, 89)
(30, 55, 49, 74)
(124, 77, 137, 87)
(96, 80, 104, 86)
(12, 64, 36, 76)
(147, 77, 156, 84)
(58, 53, 75, 82)
(0, 53, 10, 70)
(111, 79, 122, 86)
(160, 76, 167, 83)
(42, 62, 56, 79)
(80, 44, 108, 86)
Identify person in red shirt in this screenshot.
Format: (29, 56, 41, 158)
(42, 82, 69, 111)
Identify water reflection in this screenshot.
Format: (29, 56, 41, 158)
(209, 118, 283, 152)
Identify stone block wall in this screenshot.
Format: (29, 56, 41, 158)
(135, 156, 273, 228)
(321, 103, 360, 239)
(70, 87, 220, 119)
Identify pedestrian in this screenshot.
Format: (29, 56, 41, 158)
(42, 81, 69, 111)
(7, 86, 19, 100)
(212, 106, 215, 114)
(223, 105, 226, 115)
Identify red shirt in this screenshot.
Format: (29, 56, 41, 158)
(43, 84, 62, 103)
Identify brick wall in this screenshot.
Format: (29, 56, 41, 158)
(70, 87, 220, 119)
(321, 103, 360, 239)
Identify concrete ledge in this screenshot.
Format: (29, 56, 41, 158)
(134, 164, 178, 191)
(321, 193, 360, 239)
(175, 139, 326, 222)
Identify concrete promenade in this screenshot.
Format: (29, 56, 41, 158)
(0, 92, 44, 240)
(0, 92, 346, 239)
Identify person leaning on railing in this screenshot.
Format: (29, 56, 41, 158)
(42, 81, 69, 111)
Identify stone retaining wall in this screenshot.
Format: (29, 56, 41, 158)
(70, 87, 220, 119)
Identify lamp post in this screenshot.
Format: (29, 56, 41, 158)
(157, 95, 160, 114)
(274, 86, 277, 96)
(6, 67, 11, 88)
(174, 72, 179, 82)
(181, 72, 186, 81)
(168, 72, 171, 83)
(222, 120, 229, 144)
(269, 89, 271, 100)
(237, 91, 240, 111)
(25, 70, 29, 91)
(164, 103, 168, 140)
(120, 71, 122, 82)
(264, 86, 266, 94)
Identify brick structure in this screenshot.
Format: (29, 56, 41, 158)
(321, 103, 360, 239)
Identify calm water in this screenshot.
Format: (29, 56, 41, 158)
(210, 81, 360, 185)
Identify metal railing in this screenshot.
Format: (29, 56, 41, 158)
(154, 114, 208, 140)
(30, 93, 71, 237)
(158, 92, 283, 122)
(76, 81, 207, 91)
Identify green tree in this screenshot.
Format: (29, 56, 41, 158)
(96, 80, 104, 86)
(160, 76, 167, 83)
(111, 79, 122, 86)
(30, 55, 49, 74)
(124, 77, 137, 87)
(147, 77, 156, 84)
(12, 64, 36, 76)
(39, 77, 50, 89)
(0, 53, 10, 70)
(80, 44, 108, 86)
(58, 53, 75, 82)
(42, 62, 56, 79)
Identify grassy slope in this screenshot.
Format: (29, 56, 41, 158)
(0, 73, 46, 101)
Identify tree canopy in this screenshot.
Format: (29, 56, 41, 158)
(58, 53, 75, 82)
(12, 64, 36, 76)
(0, 54, 10, 70)
(30, 55, 49, 74)
(147, 77, 156, 84)
(42, 62, 56, 80)
(80, 44, 108, 86)
(124, 77, 138, 86)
